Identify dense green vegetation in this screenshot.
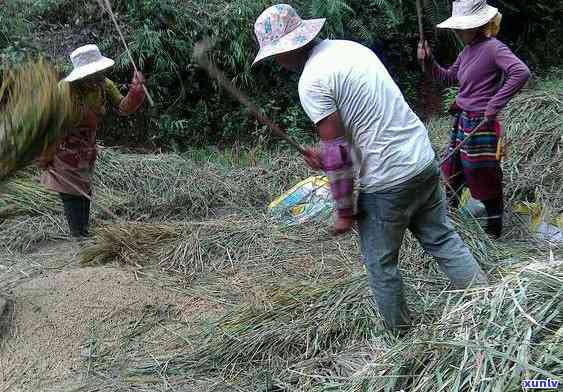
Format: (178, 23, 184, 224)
(1, 0, 562, 149)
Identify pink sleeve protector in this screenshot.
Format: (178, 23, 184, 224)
(320, 137, 355, 218)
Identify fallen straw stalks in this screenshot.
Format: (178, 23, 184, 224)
(0, 171, 128, 220)
(79, 216, 338, 271)
(336, 261, 563, 392)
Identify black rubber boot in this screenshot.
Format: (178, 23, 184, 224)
(483, 198, 503, 239)
(60, 193, 91, 238)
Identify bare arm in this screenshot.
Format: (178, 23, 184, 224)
(317, 111, 346, 140)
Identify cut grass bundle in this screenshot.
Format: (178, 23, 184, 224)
(2, 131, 311, 223)
(94, 148, 311, 219)
(122, 273, 381, 379)
(502, 79, 563, 210)
(80, 216, 351, 274)
(0, 58, 73, 182)
(0, 214, 67, 253)
(0, 172, 128, 219)
(191, 275, 380, 372)
(79, 223, 180, 267)
(325, 260, 563, 392)
(113, 267, 457, 386)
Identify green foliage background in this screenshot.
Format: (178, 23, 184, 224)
(1, 0, 562, 149)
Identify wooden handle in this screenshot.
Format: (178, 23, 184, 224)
(195, 46, 307, 156)
(100, 0, 155, 107)
(141, 84, 155, 107)
(416, 0, 426, 73)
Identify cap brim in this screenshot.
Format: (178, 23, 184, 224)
(437, 6, 498, 30)
(64, 57, 115, 82)
(252, 18, 326, 66)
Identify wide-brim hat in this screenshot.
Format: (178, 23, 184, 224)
(64, 44, 115, 82)
(437, 0, 498, 30)
(253, 4, 325, 65)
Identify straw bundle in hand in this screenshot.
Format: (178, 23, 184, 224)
(0, 58, 73, 182)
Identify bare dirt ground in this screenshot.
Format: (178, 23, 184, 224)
(0, 240, 223, 392)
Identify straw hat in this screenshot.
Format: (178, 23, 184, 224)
(253, 4, 325, 65)
(437, 0, 498, 30)
(64, 45, 115, 82)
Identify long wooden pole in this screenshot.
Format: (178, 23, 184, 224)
(97, 0, 155, 107)
(416, 0, 426, 73)
(193, 41, 307, 156)
(439, 120, 487, 166)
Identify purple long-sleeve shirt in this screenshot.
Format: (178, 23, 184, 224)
(431, 36, 531, 116)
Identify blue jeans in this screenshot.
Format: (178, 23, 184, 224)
(358, 162, 488, 330)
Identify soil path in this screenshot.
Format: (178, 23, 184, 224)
(0, 241, 220, 392)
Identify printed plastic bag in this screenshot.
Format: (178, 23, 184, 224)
(513, 202, 563, 243)
(269, 176, 334, 226)
(459, 190, 562, 242)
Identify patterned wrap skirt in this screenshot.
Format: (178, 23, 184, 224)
(441, 111, 503, 202)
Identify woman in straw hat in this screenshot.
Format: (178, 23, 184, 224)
(418, 0, 530, 238)
(38, 44, 145, 238)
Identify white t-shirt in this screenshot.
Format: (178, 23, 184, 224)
(299, 40, 435, 192)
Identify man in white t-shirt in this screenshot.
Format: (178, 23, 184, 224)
(253, 4, 488, 332)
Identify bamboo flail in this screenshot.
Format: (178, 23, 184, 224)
(193, 40, 307, 156)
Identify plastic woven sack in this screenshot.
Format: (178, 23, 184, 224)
(269, 176, 334, 226)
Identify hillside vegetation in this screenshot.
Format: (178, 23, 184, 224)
(1, 0, 561, 148)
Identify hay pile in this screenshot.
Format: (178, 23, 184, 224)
(502, 77, 563, 210)
(93, 148, 310, 219)
(0, 214, 67, 253)
(337, 260, 563, 392)
(100, 256, 561, 391)
(0, 148, 310, 222)
(0, 59, 73, 182)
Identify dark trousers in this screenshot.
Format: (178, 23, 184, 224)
(59, 193, 91, 238)
(446, 183, 504, 238)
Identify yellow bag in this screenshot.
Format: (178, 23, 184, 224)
(269, 176, 333, 225)
(513, 201, 563, 242)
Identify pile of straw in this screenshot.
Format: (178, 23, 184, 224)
(0, 174, 127, 219)
(331, 260, 563, 392)
(127, 274, 380, 378)
(0, 59, 73, 182)
(502, 77, 563, 210)
(93, 148, 310, 219)
(0, 147, 309, 222)
(80, 216, 351, 274)
(113, 258, 561, 391)
(0, 214, 67, 252)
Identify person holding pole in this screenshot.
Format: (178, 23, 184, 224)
(418, 0, 530, 238)
(252, 4, 488, 334)
(38, 45, 146, 238)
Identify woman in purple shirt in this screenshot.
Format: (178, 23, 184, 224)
(418, 0, 530, 238)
